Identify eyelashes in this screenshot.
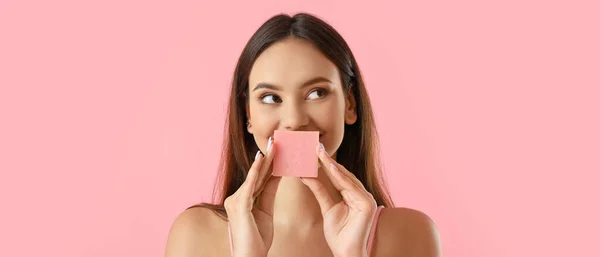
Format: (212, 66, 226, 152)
(259, 94, 282, 104)
(259, 88, 329, 104)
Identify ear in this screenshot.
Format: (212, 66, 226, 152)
(245, 101, 253, 134)
(344, 86, 358, 125)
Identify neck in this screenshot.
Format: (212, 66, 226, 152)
(261, 166, 342, 232)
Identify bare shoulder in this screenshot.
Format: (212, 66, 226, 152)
(164, 206, 229, 257)
(374, 207, 442, 257)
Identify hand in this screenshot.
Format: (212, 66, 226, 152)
(300, 143, 378, 257)
(223, 137, 281, 257)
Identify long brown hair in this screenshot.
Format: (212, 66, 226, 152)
(188, 12, 395, 219)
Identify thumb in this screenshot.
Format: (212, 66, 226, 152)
(300, 177, 335, 216)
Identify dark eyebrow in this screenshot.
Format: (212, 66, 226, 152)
(252, 76, 332, 92)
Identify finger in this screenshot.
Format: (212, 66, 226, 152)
(300, 177, 335, 216)
(317, 144, 368, 191)
(328, 162, 375, 207)
(242, 150, 264, 197)
(341, 190, 360, 210)
(332, 162, 366, 191)
(316, 144, 361, 192)
(256, 176, 282, 216)
(316, 145, 374, 207)
(326, 162, 360, 194)
(254, 137, 277, 197)
(327, 162, 375, 210)
(315, 145, 345, 191)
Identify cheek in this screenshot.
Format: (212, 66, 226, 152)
(308, 102, 345, 152)
(249, 104, 278, 133)
(310, 99, 345, 129)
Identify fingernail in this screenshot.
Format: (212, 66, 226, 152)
(319, 142, 326, 153)
(267, 137, 273, 152)
(255, 150, 262, 160)
(329, 163, 338, 172)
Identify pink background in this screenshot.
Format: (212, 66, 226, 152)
(1, 0, 598, 256)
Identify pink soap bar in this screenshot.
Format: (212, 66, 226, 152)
(272, 130, 319, 178)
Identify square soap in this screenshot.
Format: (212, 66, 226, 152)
(272, 130, 319, 178)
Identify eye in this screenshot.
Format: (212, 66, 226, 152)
(306, 88, 328, 100)
(260, 94, 282, 104)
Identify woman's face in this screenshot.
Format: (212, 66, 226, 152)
(246, 37, 357, 156)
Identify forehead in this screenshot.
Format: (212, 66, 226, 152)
(248, 37, 340, 88)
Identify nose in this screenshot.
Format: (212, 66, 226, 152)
(280, 101, 309, 131)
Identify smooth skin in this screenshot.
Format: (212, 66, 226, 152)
(225, 139, 278, 257)
(300, 143, 379, 257)
(165, 37, 441, 257)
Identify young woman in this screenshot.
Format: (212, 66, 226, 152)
(165, 12, 441, 257)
